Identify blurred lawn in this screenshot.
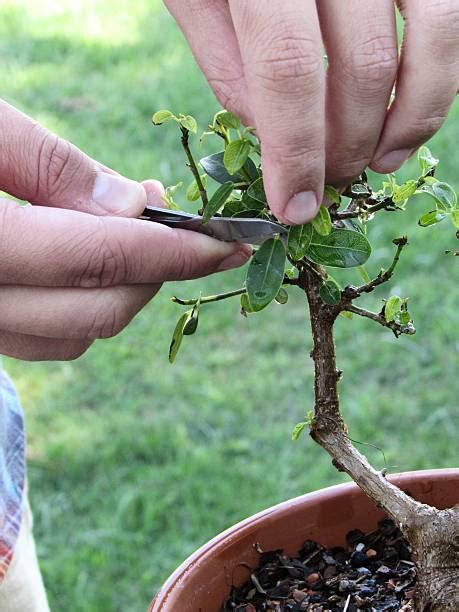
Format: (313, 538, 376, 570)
(1, 2, 458, 610)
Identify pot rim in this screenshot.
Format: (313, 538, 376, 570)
(151, 467, 459, 609)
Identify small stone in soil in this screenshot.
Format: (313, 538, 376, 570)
(221, 518, 416, 611)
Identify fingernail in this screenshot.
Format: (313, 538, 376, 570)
(217, 248, 251, 272)
(92, 172, 146, 215)
(371, 148, 412, 173)
(283, 191, 318, 225)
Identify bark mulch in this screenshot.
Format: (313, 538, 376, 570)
(222, 518, 416, 611)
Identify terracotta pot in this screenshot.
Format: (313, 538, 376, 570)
(149, 468, 459, 612)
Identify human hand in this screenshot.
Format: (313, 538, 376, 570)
(166, 0, 459, 224)
(0, 101, 250, 361)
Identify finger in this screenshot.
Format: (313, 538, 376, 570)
(371, 0, 459, 172)
(142, 179, 166, 206)
(0, 199, 251, 287)
(164, 0, 254, 125)
(229, 0, 325, 225)
(0, 99, 147, 216)
(318, 0, 398, 186)
(0, 330, 91, 362)
(0, 285, 160, 340)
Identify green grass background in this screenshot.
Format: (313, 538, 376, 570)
(1, 1, 458, 610)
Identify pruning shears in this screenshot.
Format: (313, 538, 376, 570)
(139, 206, 288, 245)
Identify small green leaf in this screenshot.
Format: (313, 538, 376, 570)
(179, 114, 197, 133)
(200, 152, 258, 185)
(306, 228, 372, 268)
(357, 265, 370, 283)
(246, 238, 286, 312)
(186, 175, 207, 202)
(349, 183, 371, 198)
(312, 205, 332, 236)
(169, 310, 192, 363)
(451, 209, 459, 229)
(431, 182, 457, 209)
(418, 146, 439, 176)
(340, 311, 354, 320)
(183, 295, 201, 335)
(292, 422, 307, 441)
(275, 288, 289, 304)
(384, 296, 402, 322)
(287, 223, 313, 261)
(399, 301, 411, 326)
(152, 110, 175, 125)
(319, 278, 341, 305)
(162, 182, 182, 210)
(392, 180, 417, 205)
(247, 177, 267, 203)
(418, 210, 447, 227)
(215, 110, 240, 130)
(202, 182, 234, 223)
(323, 185, 341, 205)
(223, 140, 251, 175)
(241, 190, 266, 212)
(240, 293, 253, 316)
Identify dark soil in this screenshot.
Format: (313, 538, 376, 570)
(222, 518, 416, 611)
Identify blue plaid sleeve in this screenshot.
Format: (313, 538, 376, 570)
(0, 367, 25, 580)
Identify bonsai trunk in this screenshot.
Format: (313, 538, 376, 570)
(300, 267, 459, 611)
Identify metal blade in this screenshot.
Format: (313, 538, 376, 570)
(139, 206, 287, 245)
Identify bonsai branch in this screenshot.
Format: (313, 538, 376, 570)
(342, 237, 408, 299)
(343, 304, 416, 337)
(180, 126, 208, 209)
(172, 277, 299, 307)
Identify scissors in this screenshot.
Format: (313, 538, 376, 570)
(139, 206, 288, 245)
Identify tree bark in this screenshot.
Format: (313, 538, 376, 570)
(299, 266, 459, 611)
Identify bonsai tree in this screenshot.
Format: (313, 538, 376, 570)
(152, 109, 458, 610)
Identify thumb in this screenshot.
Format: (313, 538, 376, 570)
(0, 99, 146, 217)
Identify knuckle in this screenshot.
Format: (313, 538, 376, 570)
(423, 0, 459, 37)
(404, 113, 448, 144)
(343, 37, 398, 92)
(87, 301, 131, 340)
(77, 220, 128, 288)
(266, 140, 323, 169)
(207, 74, 246, 115)
(252, 35, 322, 93)
(35, 130, 83, 201)
(62, 342, 91, 361)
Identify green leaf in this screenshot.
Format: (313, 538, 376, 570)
(202, 182, 234, 223)
(240, 293, 253, 316)
(215, 110, 240, 130)
(246, 238, 286, 312)
(186, 175, 207, 202)
(340, 311, 354, 320)
(418, 146, 439, 176)
(287, 223, 313, 261)
(311, 205, 332, 236)
(223, 140, 251, 175)
(247, 177, 267, 203)
(418, 210, 447, 227)
(169, 310, 192, 363)
(200, 152, 258, 185)
(319, 278, 341, 305)
(451, 209, 459, 229)
(384, 296, 402, 322)
(305, 228, 372, 268)
(241, 190, 266, 212)
(348, 183, 371, 198)
(183, 296, 201, 335)
(152, 110, 175, 125)
(431, 182, 457, 209)
(357, 265, 370, 283)
(179, 114, 197, 133)
(275, 288, 289, 304)
(162, 182, 182, 210)
(392, 180, 417, 205)
(323, 185, 341, 205)
(292, 422, 307, 441)
(400, 301, 411, 326)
